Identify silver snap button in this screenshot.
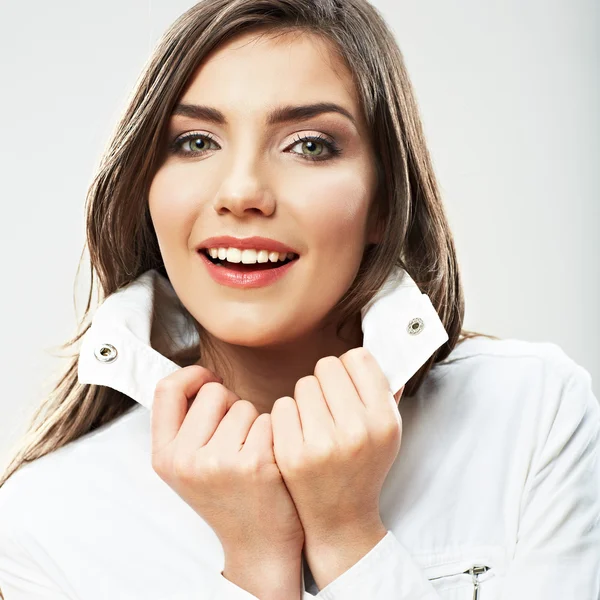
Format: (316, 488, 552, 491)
(407, 317, 424, 335)
(94, 343, 118, 363)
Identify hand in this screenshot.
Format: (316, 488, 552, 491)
(270, 347, 403, 546)
(150, 365, 305, 565)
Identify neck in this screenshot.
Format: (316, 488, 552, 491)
(196, 314, 363, 414)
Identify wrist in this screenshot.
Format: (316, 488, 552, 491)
(223, 540, 302, 567)
(303, 518, 388, 592)
(223, 552, 302, 600)
(304, 513, 386, 551)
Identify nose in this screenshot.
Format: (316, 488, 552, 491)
(213, 155, 276, 218)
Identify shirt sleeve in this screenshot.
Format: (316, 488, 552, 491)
(300, 363, 600, 600)
(301, 530, 441, 599)
(0, 537, 267, 600)
(499, 363, 600, 597)
(0, 536, 268, 600)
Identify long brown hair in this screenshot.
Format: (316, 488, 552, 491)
(0, 0, 479, 492)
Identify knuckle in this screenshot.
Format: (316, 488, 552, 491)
(151, 452, 168, 478)
(200, 453, 228, 479)
(153, 377, 176, 399)
(314, 355, 338, 373)
(307, 441, 336, 465)
(196, 382, 229, 410)
(238, 454, 267, 477)
(294, 375, 317, 395)
(229, 399, 258, 418)
(239, 454, 259, 472)
(344, 428, 368, 453)
(272, 396, 292, 413)
(284, 452, 307, 475)
(375, 418, 402, 443)
(342, 346, 369, 364)
(172, 453, 197, 481)
(199, 380, 223, 394)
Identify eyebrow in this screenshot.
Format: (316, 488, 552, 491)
(170, 102, 357, 128)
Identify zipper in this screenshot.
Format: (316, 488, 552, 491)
(428, 564, 491, 599)
(468, 565, 490, 600)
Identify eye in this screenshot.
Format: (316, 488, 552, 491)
(168, 131, 342, 162)
(287, 134, 342, 162)
(170, 132, 219, 156)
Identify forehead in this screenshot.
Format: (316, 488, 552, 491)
(179, 29, 361, 120)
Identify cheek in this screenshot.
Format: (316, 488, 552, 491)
(148, 166, 204, 249)
(290, 167, 372, 251)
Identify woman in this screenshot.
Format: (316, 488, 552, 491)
(0, 0, 598, 598)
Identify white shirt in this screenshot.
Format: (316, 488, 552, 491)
(0, 268, 598, 599)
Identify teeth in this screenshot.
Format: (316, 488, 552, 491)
(226, 248, 242, 263)
(206, 247, 297, 265)
(241, 249, 257, 264)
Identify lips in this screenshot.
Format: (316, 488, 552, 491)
(198, 247, 298, 288)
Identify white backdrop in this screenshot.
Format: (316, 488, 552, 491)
(1, 0, 598, 463)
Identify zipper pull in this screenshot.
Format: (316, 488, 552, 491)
(465, 565, 490, 600)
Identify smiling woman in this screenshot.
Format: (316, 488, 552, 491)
(147, 28, 387, 384)
(0, 1, 598, 599)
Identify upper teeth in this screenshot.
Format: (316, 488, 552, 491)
(206, 247, 296, 264)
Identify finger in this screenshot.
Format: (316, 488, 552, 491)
(207, 400, 259, 451)
(271, 396, 304, 464)
(294, 375, 335, 442)
(242, 412, 273, 458)
(151, 365, 223, 456)
(176, 381, 241, 449)
(313, 356, 365, 429)
(339, 347, 391, 411)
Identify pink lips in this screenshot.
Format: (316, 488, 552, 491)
(198, 249, 299, 289)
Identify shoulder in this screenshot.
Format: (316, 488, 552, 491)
(435, 335, 592, 392)
(442, 335, 582, 373)
(425, 336, 599, 445)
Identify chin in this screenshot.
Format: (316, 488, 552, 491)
(207, 330, 296, 350)
(199, 314, 305, 348)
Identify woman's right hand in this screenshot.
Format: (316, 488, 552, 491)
(149, 365, 305, 566)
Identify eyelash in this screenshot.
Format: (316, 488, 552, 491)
(169, 131, 343, 162)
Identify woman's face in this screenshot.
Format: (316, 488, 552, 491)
(149, 29, 380, 348)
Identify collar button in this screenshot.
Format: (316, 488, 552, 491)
(407, 317, 424, 335)
(94, 343, 118, 363)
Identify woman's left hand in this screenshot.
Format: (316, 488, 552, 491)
(270, 347, 404, 548)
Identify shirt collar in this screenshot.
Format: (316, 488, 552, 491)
(78, 267, 448, 410)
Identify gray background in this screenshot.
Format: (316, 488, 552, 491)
(1, 0, 598, 464)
